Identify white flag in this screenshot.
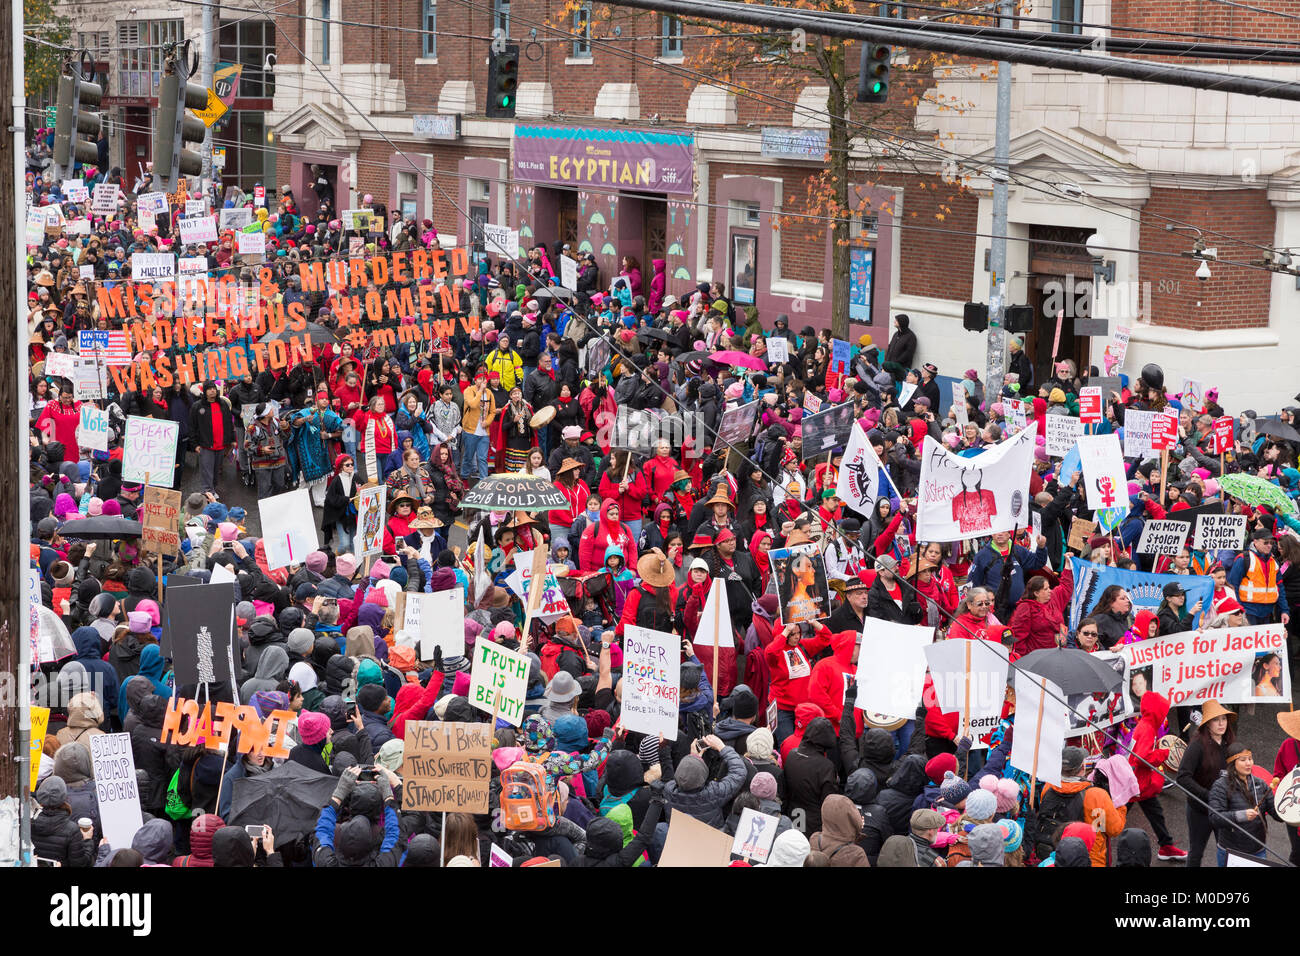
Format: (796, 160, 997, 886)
(836, 423, 894, 513)
(915, 426, 1035, 542)
(699, 578, 733, 649)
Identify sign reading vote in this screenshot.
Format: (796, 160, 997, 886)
(76, 404, 109, 452)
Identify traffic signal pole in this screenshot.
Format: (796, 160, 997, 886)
(984, 0, 1012, 402)
(201, 0, 215, 186)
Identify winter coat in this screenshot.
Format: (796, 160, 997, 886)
(866, 575, 924, 625)
(807, 630, 858, 736)
(1036, 778, 1126, 867)
(877, 754, 928, 834)
(764, 628, 832, 712)
(240, 644, 289, 701)
(967, 542, 1046, 606)
(55, 691, 106, 749)
(69, 626, 119, 718)
(1208, 770, 1277, 854)
(662, 745, 748, 829)
(808, 794, 869, 866)
(33, 805, 93, 867)
(783, 718, 839, 835)
(130, 694, 180, 813)
(1127, 691, 1170, 801)
(1008, 562, 1073, 656)
(578, 499, 638, 572)
(53, 744, 101, 843)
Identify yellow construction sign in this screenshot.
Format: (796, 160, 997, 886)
(194, 88, 229, 127)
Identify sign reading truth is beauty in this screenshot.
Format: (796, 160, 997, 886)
(512, 124, 695, 195)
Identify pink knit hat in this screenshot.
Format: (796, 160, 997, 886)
(298, 711, 330, 745)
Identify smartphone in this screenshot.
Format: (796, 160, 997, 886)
(357, 766, 380, 781)
(244, 825, 264, 838)
(222, 541, 234, 550)
(344, 698, 357, 719)
(36, 857, 62, 867)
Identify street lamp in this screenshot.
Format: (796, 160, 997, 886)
(1085, 232, 1115, 283)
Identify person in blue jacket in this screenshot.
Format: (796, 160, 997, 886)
(967, 530, 1047, 606)
(313, 765, 402, 867)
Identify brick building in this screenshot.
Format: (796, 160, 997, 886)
(266, 0, 1300, 411)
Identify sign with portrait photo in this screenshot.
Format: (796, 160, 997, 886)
(731, 234, 757, 306)
(770, 546, 830, 625)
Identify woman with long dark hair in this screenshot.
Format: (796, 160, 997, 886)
(1208, 742, 1279, 865)
(425, 441, 465, 529)
(1176, 700, 1236, 867)
(1092, 585, 1134, 649)
(1252, 652, 1284, 697)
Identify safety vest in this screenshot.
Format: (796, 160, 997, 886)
(1239, 552, 1279, 605)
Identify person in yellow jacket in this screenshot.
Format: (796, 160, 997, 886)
(459, 370, 498, 481)
(482, 335, 524, 392)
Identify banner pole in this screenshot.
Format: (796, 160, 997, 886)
(1029, 676, 1047, 810)
(962, 640, 971, 778)
(711, 579, 721, 696)
(1159, 447, 1169, 510)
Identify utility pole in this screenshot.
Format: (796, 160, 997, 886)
(200, 0, 216, 190)
(3, 0, 31, 864)
(984, 0, 1012, 402)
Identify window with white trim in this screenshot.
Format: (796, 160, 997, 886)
(421, 0, 437, 57)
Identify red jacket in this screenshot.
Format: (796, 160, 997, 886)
(578, 499, 637, 572)
(598, 467, 648, 522)
(947, 610, 992, 642)
(551, 478, 590, 528)
(780, 701, 827, 762)
(1008, 562, 1073, 656)
(641, 454, 678, 501)
(1128, 691, 1170, 801)
(764, 625, 832, 711)
(38, 399, 81, 451)
(807, 630, 863, 737)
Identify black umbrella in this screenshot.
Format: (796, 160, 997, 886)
(459, 473, 568, 512)
(637, 327, 673, 344)
(1253, 417, 1300, 444)
(58, 516, 142, 539)
(532, 285, 575, 302)
(260, 322, 339, 346)
(228, 761, 339, 843)
(1017, 647, 1123, 695)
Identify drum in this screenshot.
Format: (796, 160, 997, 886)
(530, 405, 556, 428)
(861, 712, 908, 731)
(1275, 767, 1300, 825)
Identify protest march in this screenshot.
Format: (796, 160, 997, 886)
(20, 130, 1300, 893)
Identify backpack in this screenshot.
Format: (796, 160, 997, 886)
(500, 761, 558, 832)
(1033, 787, 1086, 859)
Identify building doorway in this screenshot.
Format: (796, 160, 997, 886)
(1026, 225, 1093, 384)
(557, 190, 578, 253)
(299, 162, 338, 221)
(643, 200, 666, 264)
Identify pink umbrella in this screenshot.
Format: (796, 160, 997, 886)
(707, 349, 767, 371)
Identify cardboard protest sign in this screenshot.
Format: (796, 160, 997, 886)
(468, 640, 531, 726)
(72, 356, 109, 401)
(257, 488, 319, 569)
(29, 707, 49, 793)
(353, 482, 386, 559)
(137, 191, 169, 215)
(836, 423, 895, 515)
(505, 549, 571, 624)
(162, 696, 295, 759)
(25, 208, 45, 245)
(237, 231, 265, 255)
(164, 581, 235, 687)
(131, 252, 176, 282)
(1213, 416, 1234, 455)
(220, 207, 253, 230)
(1194, 513, 1247, 552)
(1067, 557, 1214, 631)
(803, 392, 822, 414)
(1009, 672, 1069, 787)
(44, 351, 75, 379)
(1045, 415, 1083, 458)
(1076, 433, 1129, 512)
(1118, 623, 1290, 706)
(122, 416, 179, 487)
(178, 214, 218, 244)
(621, 625, 682, 740)
(766, 335, 789, 364)
(660, 811, 735, 867)
(771, 546, 830, 624)
(185, 198, 206, 217)
(924, 638, 1009, 749)
(716, 399, 759, 448)
(398, 588, 464, 659)
(62, 179, 89, 202)
(1137, 519, 1190, 556)
(401, 720, 492, 813)
(90, 734, 144, 851)
(91, 182, 119, 214)
(854, 620, 932, 719)
(141, 486, 182, 555)
(800, 401, 856, 458)
(732, 808, 780, 863)
(916, 426, 1035, 542)
(1122, 409, 1161, 459)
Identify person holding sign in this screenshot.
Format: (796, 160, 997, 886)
(1228, 529, 1290, 627)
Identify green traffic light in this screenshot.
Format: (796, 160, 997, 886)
(871, 81, 883, 93)
(503, 96, 511, 106)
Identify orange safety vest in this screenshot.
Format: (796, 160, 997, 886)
(1238, 552, 1279, 605)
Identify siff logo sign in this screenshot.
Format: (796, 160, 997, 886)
(1042, 275, 1152, 324)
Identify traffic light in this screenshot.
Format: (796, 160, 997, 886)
(52, 55, 102, 181)
(857, 42, 892, 103)
(486, 43, 520, 118)
(153, 50, 209, 193)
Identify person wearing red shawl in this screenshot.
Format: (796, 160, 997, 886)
(641, 439, 679, 501)
(678, 557, 737, 698)
(577, 499, 637, 572)
(352, 395, 397, 483)
(750, 530, 773, 593)
(383, 492, 418, 555)
(811, 451, 840, 501)
(367, 358, 400, 413)
(333, 367, 365, 420)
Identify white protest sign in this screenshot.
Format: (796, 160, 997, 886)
(257, 488, 318, 569)
(1044, 415, 1083, 458)
(1194, 513, 1247, 552)
(700, 577, 733, 649)
(1119, 623, 1289, 705)
(131, 252, 175, 282)
(185, 199, 206, 217)
(91, 182, 119, 214)
(1105, 324, 1132, 372)
(732, 808, 780, 863)
(62, 179, 89, 202)
(923, 638, 1009, 749)
(65, 219, 91, 236)
(43, 351, 75, 379)
(122, 416, 179, 486)
(915, 426, 1035, 542)
(1076, 433, 1131, 511)
(1009, 671, 1069, 787)
(1123, 409, 1160, 459)
(854, 619, 932, 719)
(836, 423, 895, 515)
(237, 231, 265, 255)
(483, 223, 519, 260)
(77, 404, 109, 452)
(952, 382, 969, 426)
(622, 625, 681, 740)
(72, 356, 109, 401)
(404, 588, 465, 659)
(90, 733, 144, 851)
(178, 215, 218, 244)
(25, 209, 45, 245)
(559, 254, 578, 291)
(137, 191, 169, 215)
(220, 207, 253, 230)
(468, 639, 531, 726)
(767, 336, 789, 364)
(209, 561, 237, 585)
(1137, 520, 1189, 556)
(78, 264, 94, 279)
(505, 549, 571, 623)
(898, 381, 917, 408)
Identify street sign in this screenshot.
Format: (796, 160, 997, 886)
(194, 88, 228, 127)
